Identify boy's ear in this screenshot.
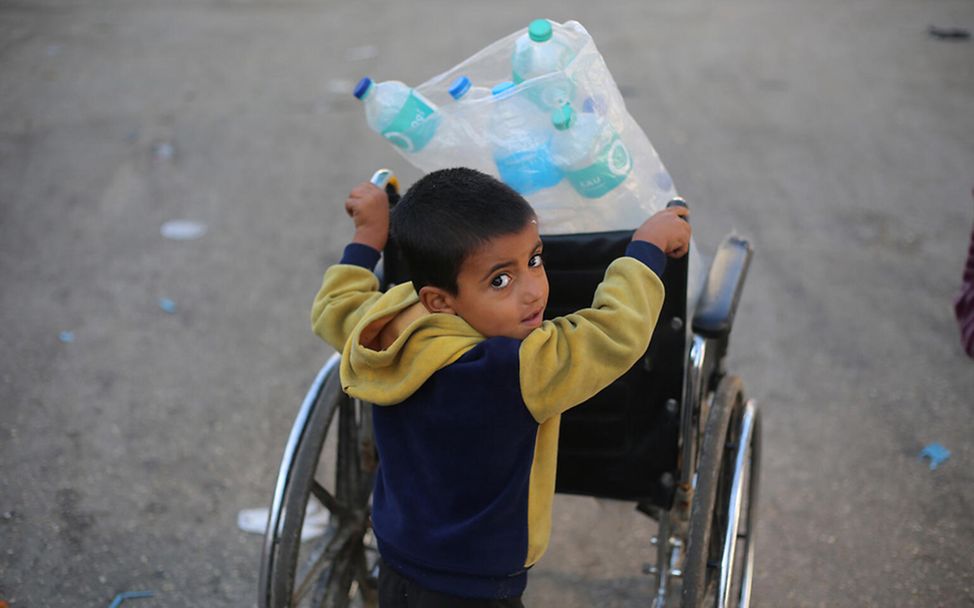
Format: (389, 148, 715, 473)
(418, 285, 456, 315)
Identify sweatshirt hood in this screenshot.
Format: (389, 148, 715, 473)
(339, 283, 484, 405)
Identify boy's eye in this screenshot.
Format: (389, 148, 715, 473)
(490, 274, 512, 289)
(529, 254, 543, 268)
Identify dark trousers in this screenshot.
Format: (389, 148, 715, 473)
(378, 560, 525, 608)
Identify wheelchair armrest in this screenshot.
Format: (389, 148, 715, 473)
(691, 234, 753, 341)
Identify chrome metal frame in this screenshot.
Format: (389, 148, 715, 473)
(717, 400, 758, 608)
(258, 353, 341, 608)
(651, 332, 711, 607)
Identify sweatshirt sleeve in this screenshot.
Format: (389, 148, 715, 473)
(519, 242, 666, 423)
(310, 244, 384, 352)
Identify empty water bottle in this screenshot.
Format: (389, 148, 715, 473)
(489, 81, 563, 196)
(550, 104, 632, 198)
(448, 76, 491, 102)
(511, 19, 576, 110)
(354, 77, 441, 153)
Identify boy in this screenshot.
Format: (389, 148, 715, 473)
(312, 168, 690, 607)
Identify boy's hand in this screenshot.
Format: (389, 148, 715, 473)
(633, 206, 691, 258)
(344, 182, 390, 251)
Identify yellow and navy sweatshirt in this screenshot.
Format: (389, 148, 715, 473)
(311, 240, 666, 599)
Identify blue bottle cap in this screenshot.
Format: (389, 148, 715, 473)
(449, 76, 471, 100)
(551, 104, 574, 130)
(529, 19, 553, 42)
(353, 77, 374, 100)
(491, 81, 516, 96)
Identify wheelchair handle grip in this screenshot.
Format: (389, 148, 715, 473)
(370, 168, 400, 194)
(666, 197, 689, 222)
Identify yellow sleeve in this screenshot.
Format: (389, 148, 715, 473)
(519, 257, 665, 423)
(310, 264, 383, 352)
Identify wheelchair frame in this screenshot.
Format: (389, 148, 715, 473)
(258, 171, 759, 608)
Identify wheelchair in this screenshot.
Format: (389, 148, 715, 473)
(258, 170, 760, 608)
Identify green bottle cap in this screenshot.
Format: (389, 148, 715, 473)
(551, 104, 574, 130)
(529, 19, 553, 43)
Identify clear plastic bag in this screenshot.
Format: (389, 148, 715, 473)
(382, 19, 679, 236)
(362, 19, 705, 306)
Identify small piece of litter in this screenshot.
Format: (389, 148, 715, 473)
(108, 591, 154, 608)
(158, 298, 176, 314)
(919, 443, 951, 470)
(327, 78, 356, 96)
(160, 220, 207, 240)
(344, 44, 379, 62)
(237, 500, 330, 541)
(928, 25, 971, 40)
(151, 141, 175, 160)
(59, 331, 75, 343)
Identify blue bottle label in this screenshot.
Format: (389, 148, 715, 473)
(381, 91, 439, 153)
(566, 134, 632, 198)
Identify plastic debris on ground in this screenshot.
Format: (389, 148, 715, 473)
(58, 331, 75, 343)
(107, 591, 154, 608)
(237, 499, 330, 541)
(151, 141, 175, 160)
(919, 443, 951, 470)
(345, 45, 379, 62)
(160, 220, 207, 240)
(928, 25, 971, 40)
(158, 298, 176, 314)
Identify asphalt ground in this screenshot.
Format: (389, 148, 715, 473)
(1, 0, 973, 606)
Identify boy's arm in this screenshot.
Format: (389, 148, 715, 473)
(311, 244, 383, 352)
(310, 182, 390, 351)
(520, 206, 690, 423)
(519, 242, 666, 423)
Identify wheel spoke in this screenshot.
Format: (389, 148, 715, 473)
(292, 525, 355, 605)
(337, 399, 361, 504)
(310, 479, 343, 517)
(322, 542, 358, 608)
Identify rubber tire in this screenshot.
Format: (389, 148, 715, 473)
(267, 367, 372, 608)
(681, 375, 744, 607)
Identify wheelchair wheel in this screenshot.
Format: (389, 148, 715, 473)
(681, 375, 761, 608)
(261, 360, 379, 608)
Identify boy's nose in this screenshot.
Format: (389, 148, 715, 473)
(522, 274, 547, 304)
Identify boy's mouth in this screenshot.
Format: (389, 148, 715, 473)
(521, 308, 544, 328)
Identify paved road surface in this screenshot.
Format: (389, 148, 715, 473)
(2, 0, 973, 606)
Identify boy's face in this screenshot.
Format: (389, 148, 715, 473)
(435, 221, 548, 340)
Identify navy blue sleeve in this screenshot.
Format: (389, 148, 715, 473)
(625, 240, 667, 277)
(340, 243, 381, 271)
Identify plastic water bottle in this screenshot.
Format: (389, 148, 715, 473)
(550, 104, 632, 198)
(488, 81, 563, 196)
(354, 77, 440, 153)
(511, 19, 576, 110)
(448, 76, 491, 102)
(432, 76, 494, 174)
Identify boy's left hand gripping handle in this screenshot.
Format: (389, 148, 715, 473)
(370, 169, 400, 201)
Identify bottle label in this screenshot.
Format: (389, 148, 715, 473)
(381, 92, 439, 153)
(567, 134, 632, 198)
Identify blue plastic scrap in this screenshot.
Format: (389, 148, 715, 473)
(919, 443, 951, 470)
(108, 591, 154, 608)
(158, 298, 176, 314)
(58, 331, 75, 343)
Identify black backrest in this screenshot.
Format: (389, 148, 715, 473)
(381, 226, 687, 508)
(541, 231, 686, 507)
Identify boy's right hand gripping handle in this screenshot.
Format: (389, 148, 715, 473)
(667, 197, 689, 220)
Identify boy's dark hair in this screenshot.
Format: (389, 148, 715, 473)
(392, 168, 536, 294)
